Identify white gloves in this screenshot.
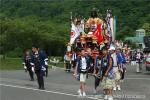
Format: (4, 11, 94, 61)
(44, 58, 49, 66)
(32, 67, 35, 72)
(45, 61, 48, 66)
(30, 63, 34, 66)
(24, 65, 27, 70)
(41, 66, 46, 71)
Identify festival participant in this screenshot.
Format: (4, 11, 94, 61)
(108, 46, 121, 91)
(93, 51, 102, 94)
(130, 51, 136, 66)
(76, 18, 84, 34)
(64, 53, 67, 70)
(72, 51, 77, 71)
(31, 46, 47, 90)
(101, 46, 114, 100)
(135, 49, 144, 73)
(117, 49, 126, 81)
(74, 49, 89, 97)
(86, 48, 94, 73)
(64, 52, 72, 72)
(22, 49, 34, 81)
(67, 43, 71, 52)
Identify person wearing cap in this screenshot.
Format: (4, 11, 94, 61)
(31, 46, 48, 90)
(101, 46, 114, 100)
(109, 46, 122, 91)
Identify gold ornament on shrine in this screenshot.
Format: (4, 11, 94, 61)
(80, 34, 86, 44)
(92, 36, 97, 44)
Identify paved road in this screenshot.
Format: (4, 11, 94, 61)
(0, 64, 150, 100)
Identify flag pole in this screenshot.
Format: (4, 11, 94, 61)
(114, 16, 116, 41)
(69, 12, 72, 46)
(70, 12, 72, 22)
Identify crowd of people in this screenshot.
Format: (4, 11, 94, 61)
(22, 45, 147, 100)
(63, 41, 148, 100)
(129, 49, 145, 72)
(64, 42, 127, 100)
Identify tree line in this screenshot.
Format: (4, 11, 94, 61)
(0, 0, 149, 57)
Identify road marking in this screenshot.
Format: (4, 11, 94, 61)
(0, 83, 101, 100)
(126, 78, 150, 80)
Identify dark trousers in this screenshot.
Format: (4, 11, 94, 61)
(35, 70, 44, 89)
(94, 76, 101, 90)
(72, 61, 77, 69)
(27, 67, 34, 81)
(121, 68, 125, 80)
(66, 61, 71, 71)
(139, 63, 142, 70)
(45, 65, 48, 77)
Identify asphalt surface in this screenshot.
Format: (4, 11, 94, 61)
(0, 64, 150, 100)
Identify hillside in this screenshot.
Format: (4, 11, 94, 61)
(0, 0, 150, 56)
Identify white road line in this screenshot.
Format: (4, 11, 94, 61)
(0, 83, 100, 100)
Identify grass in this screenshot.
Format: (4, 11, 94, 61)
(0, 58, 22, 70)
(49, 62, 64, 68)
(0, 57, 64, 70)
